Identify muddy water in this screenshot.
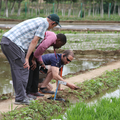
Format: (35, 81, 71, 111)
(63, 60, 105, 76)
(0, 58, 13, 96)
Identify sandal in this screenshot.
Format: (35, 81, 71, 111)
(39, 87, 55, 94)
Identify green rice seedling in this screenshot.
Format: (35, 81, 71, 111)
(87, 31, 90, 33)
(74, 31, 77, 34)
(0, 29, 3, 33)
(52, 97, 120, 120)
(51, 79, 56, 84)
(67, 39, 71, 44)
(1, 99, 68, 120)
(0, 96, 9, 100)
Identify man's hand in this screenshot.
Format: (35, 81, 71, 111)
(31, 59, 37, 70)
(23, 58, 30, 69)
(40, 64, 46, 68)
(58, 88, 64, 91)
(25, 36, 40, 69)
(67, 83, 78, 90)
(39, 67, 48, 74)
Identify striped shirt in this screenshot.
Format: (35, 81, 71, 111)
(3, 17, 49, 51)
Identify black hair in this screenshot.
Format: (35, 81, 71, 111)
(63, 50, 74, 57)
(57, 33, 67, 44)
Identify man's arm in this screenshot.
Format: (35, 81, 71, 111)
(51, 66, 77, 89)
(34, 32, 56, 63)
(24, 36, 40, 69)
(56, 70, 63, 91)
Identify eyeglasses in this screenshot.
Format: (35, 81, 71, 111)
(67, 57, 71, 62)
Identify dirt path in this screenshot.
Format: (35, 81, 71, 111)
(0, 60, 120, 113)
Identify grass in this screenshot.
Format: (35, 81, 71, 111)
(0, 29, 7, 40)
(1, 99, 70, 120)
(52, 97, 120, 120)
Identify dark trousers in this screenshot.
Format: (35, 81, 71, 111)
(1, 37, 29, 101)
(26, 52, 39, 94)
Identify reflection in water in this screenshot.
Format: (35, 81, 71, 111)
(62, 60, 105, 76)
(86, 86, 120, 105)
(0, 58, 13, 95)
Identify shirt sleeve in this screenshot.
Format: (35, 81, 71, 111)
(34, 31, 57, 62)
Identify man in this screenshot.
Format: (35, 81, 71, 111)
(0, 13, 61, 105)
(26, 31, 67, 98)
(38, 50, 78, 94)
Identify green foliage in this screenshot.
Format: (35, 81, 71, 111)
(52, 97, 120, 120)
(0, 0, 120, 21)
(1, 99, 69, 120)
(63, 68, 120, 102)
(1, 96, 9, 100)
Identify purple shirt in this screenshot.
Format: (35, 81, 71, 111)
(42, 53, 63, 68)
(34, 31, 57, 62)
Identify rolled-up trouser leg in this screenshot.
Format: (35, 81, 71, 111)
(1, 37, 29, 101)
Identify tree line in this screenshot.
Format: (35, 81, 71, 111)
(0, 0, 120, 19)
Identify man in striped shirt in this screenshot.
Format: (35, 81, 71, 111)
(1, 14, 61, 105)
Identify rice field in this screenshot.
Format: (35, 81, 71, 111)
(52, 97, 120, 120)
(60, 33, 120, 51)
(1, 29, 120, 120)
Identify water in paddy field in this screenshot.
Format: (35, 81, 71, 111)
(86, 85, 120, 105)
(0, 57, 13, 96)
